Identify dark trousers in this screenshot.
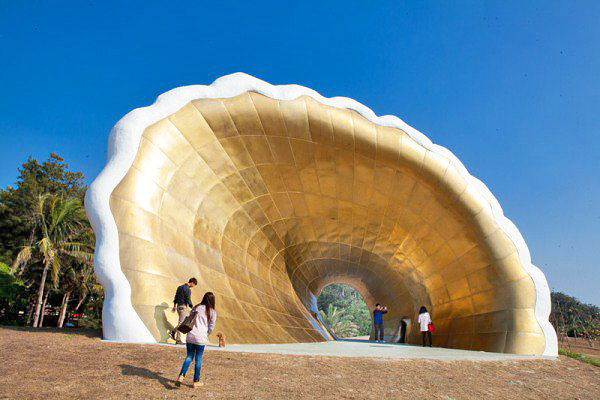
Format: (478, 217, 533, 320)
(422, 331, 432, 347)
(374, 323, 384, 341)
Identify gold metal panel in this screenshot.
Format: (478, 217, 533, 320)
(241, 135, 275, 165)
(305, 97, 334, 145)
(248, 92, 287, 137)
(279, 97, 311, 141)
(131, 138, 178, 189)
(224, 92, 265, 136)
(192, 99, 238, 139)
(144, 119, 196, 166)
(351, 112, 377, 159)
(218, 137, 254, 170)
(111, 167, 163, 215)
(421, 150, 450, 185)
(109, 93, 544, 354)
(484, 229, 518, 261)
(267, 136, 295, 165)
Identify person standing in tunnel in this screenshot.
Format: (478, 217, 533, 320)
(373, 303, 388, 342)
(418, 306, 433, 347)
(170, 278, 197, 344)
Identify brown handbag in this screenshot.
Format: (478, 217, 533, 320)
(176, 308, 198, 334)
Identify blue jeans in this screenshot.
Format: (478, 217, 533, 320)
(179, 343, 205, 382)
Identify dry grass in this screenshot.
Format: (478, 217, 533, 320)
(0, 327, 599, 400)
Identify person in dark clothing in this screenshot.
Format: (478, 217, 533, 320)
(170, 278, 197, 344)
(373, 303, 388, 342)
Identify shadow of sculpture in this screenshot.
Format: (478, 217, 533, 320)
(154, 302, 175, 343)
(119, 364, 179, 389)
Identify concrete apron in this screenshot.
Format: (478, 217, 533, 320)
(200, 339, 556, 361)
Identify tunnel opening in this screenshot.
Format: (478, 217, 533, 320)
(316, 283, 371, 339)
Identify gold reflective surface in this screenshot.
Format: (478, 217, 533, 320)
(110, 92, 545, 354)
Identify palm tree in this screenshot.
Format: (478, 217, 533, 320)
(12, 194, 93, 327)
(319, 303, 360, 338)
(57, 260, 96, 328)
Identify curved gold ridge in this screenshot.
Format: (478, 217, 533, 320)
(107, 91, 550, 354)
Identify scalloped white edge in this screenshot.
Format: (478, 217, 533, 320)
(84, 72, 558, 355)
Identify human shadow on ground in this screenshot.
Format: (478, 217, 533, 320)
(119, 364, 179, 390)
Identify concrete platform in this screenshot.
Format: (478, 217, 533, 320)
(203, 339, 552, 361)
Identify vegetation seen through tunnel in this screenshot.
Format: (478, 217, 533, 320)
(317, 284, 371, 338)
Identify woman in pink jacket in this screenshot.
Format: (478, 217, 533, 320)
(176, 292, 216, 388)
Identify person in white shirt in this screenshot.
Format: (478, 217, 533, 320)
(176, 292, 217, 388)
(417, 306, 432, 347)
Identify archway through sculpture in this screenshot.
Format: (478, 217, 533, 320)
(316, 283, 372, 339)
(85, 73, 558, 355)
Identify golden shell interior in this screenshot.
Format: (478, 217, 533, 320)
(109, 92, 545, 354)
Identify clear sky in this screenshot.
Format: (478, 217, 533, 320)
(1, 1, 598, 305)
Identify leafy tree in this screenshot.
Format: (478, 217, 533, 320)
(0, 153, 85, 265)
(0, 153, 98, 329)
(12, 194, 94, 327)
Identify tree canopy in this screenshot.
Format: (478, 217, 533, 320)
(0, 153, 85, 265)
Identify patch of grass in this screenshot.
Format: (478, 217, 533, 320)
(559, 348, 600, 368)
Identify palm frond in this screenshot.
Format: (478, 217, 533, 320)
(64, 250, 94, 265)
(38, 237, 52, 264)
(12, 245, 33, 274)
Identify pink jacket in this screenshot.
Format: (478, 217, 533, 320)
(185, 305, 217, 345)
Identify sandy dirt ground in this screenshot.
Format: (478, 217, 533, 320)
(559, 337, 600, 358)
(0, 327, 598, 400)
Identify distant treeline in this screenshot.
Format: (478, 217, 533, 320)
(551, 291, 599, 339)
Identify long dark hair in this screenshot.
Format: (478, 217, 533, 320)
(419, 306, 428, 314)
(197, 292, 215, 325)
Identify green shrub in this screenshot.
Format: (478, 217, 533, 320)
(78, 315, 102, 330)
(0, 262, 27, 324)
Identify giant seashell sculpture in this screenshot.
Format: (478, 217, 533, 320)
(85, 73, 558, 355)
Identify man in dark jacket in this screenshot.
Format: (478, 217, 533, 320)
(170, 278, 197, 344)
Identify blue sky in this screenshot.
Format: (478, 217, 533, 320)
(1, 1, 599, 305)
